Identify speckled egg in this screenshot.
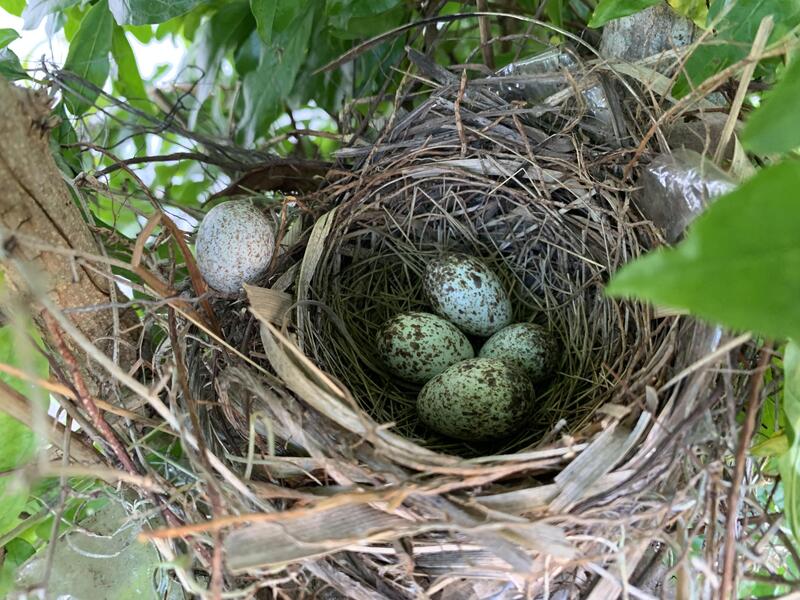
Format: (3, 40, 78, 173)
(195, 201, 275, 294)
(417, 358, 533, 441)
(479, 323, 559, 383)
(377, 312, 474, 384)
(423, 254, 512, 337)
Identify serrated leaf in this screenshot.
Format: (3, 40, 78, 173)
(606, 161, 800, 341)
(238, 3, 316, 145)
(249, 0, 276, 44)
(108, 0, 202, 25)
(0, 28, 19, 48)
(62, 0, 114, 116)
(110, 25, 148, 111)
(21, 0, 79, 29)
(588, 0, 660, 27)
(780, 340, 800, 542)
(741, 58, 800, 155)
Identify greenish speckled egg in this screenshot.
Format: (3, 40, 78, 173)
(417, 358, 533, 441)
(377, 312, 474, 384)
(479, 323, 559, 383)
(423, 254, 512, 337)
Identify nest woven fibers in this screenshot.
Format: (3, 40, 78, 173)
(286, 51, 671, 459)
(210, 43, 750, 597)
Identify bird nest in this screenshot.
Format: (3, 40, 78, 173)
(207, 50, 750, 597)
(23, 30, 763, 600)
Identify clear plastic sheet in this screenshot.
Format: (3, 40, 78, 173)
(490, 49, 616, 141)
(634, 148, 736, 243)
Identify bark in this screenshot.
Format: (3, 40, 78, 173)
(0, 78, 133, 385)
(600, 3, 696, 62)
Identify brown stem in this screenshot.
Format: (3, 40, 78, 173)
(43, 311, 139, 475)
(476, 0, 494, 70)
(719, 347, 771, 599)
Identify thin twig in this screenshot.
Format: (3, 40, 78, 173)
(719, 346, 772, 599)
(43, 312, 139, 475)
(714, 16, 773, 164)
(455, 69, 468, 157)
(476, 0, 494, 70)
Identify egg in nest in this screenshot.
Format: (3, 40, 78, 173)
(195, 201, 275, 294)
(417, 358, 533, 441)
(479, 323, 559, 382)
(423, 254, 512, 337)
(377, 312, 474, 384)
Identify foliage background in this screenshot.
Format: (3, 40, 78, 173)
(0, 0, 799, 596)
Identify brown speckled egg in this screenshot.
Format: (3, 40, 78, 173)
(417, 358, 533, 441)
(196, 201, 275, 294)
(423, 254, 512, 337)
(377, 312, 474, 384)
(479, 323, 559, 382)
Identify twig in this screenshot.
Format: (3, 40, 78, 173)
(625, 44, 789, 177)
(455, 69, 468, 157)
(93, 151, 213, 177)
(476, 0, 494, 70)
(719, 346, 772, 599)
(43, 312, 139, 475)
(714, 16, 773, 164)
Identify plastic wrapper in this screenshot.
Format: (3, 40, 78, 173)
(634, 148, 736, 243)
(490, 49, 616, 140)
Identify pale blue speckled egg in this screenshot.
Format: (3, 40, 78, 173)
(423, 254, 512, 337)
(479, 323, 559, 383)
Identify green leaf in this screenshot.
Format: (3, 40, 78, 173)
(108, 0, 202, 25)
(250, 0, 276, 44)
(606, 161, 800, 341)
(588, 0, 660, 27)
(50, 101, 84, 176)
(780, 340, 800, 542)
(741, 58, 800, 155)
(0, 325, 48, 537)
(21, 0, 79, 29)
(751, 432, 789, 457)
(0, 0, 25, 17)
(238, 2, 316, 145)
(110, 26, 148, 111)
(0, 28, 19, 48)
(188, 0, 254, 122)
(0, 48, 27, 80)
(62, 0, 114, 116)
(667, 0, 708, 27)
(674, 0, 800, 96)
(125, 24, 153, 43)
(546, 0, 565, 29)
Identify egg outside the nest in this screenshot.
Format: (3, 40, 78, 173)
(423, 254, 513, 337)
(479, 323, 559, 383)
(195, 200, 276, 294)
(417, 358, 533, 441)
(377, 312, 474, 385)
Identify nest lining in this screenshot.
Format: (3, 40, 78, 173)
(293, 78, 675, 458)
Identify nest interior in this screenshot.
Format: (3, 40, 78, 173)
(296, 64, 672, 458)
